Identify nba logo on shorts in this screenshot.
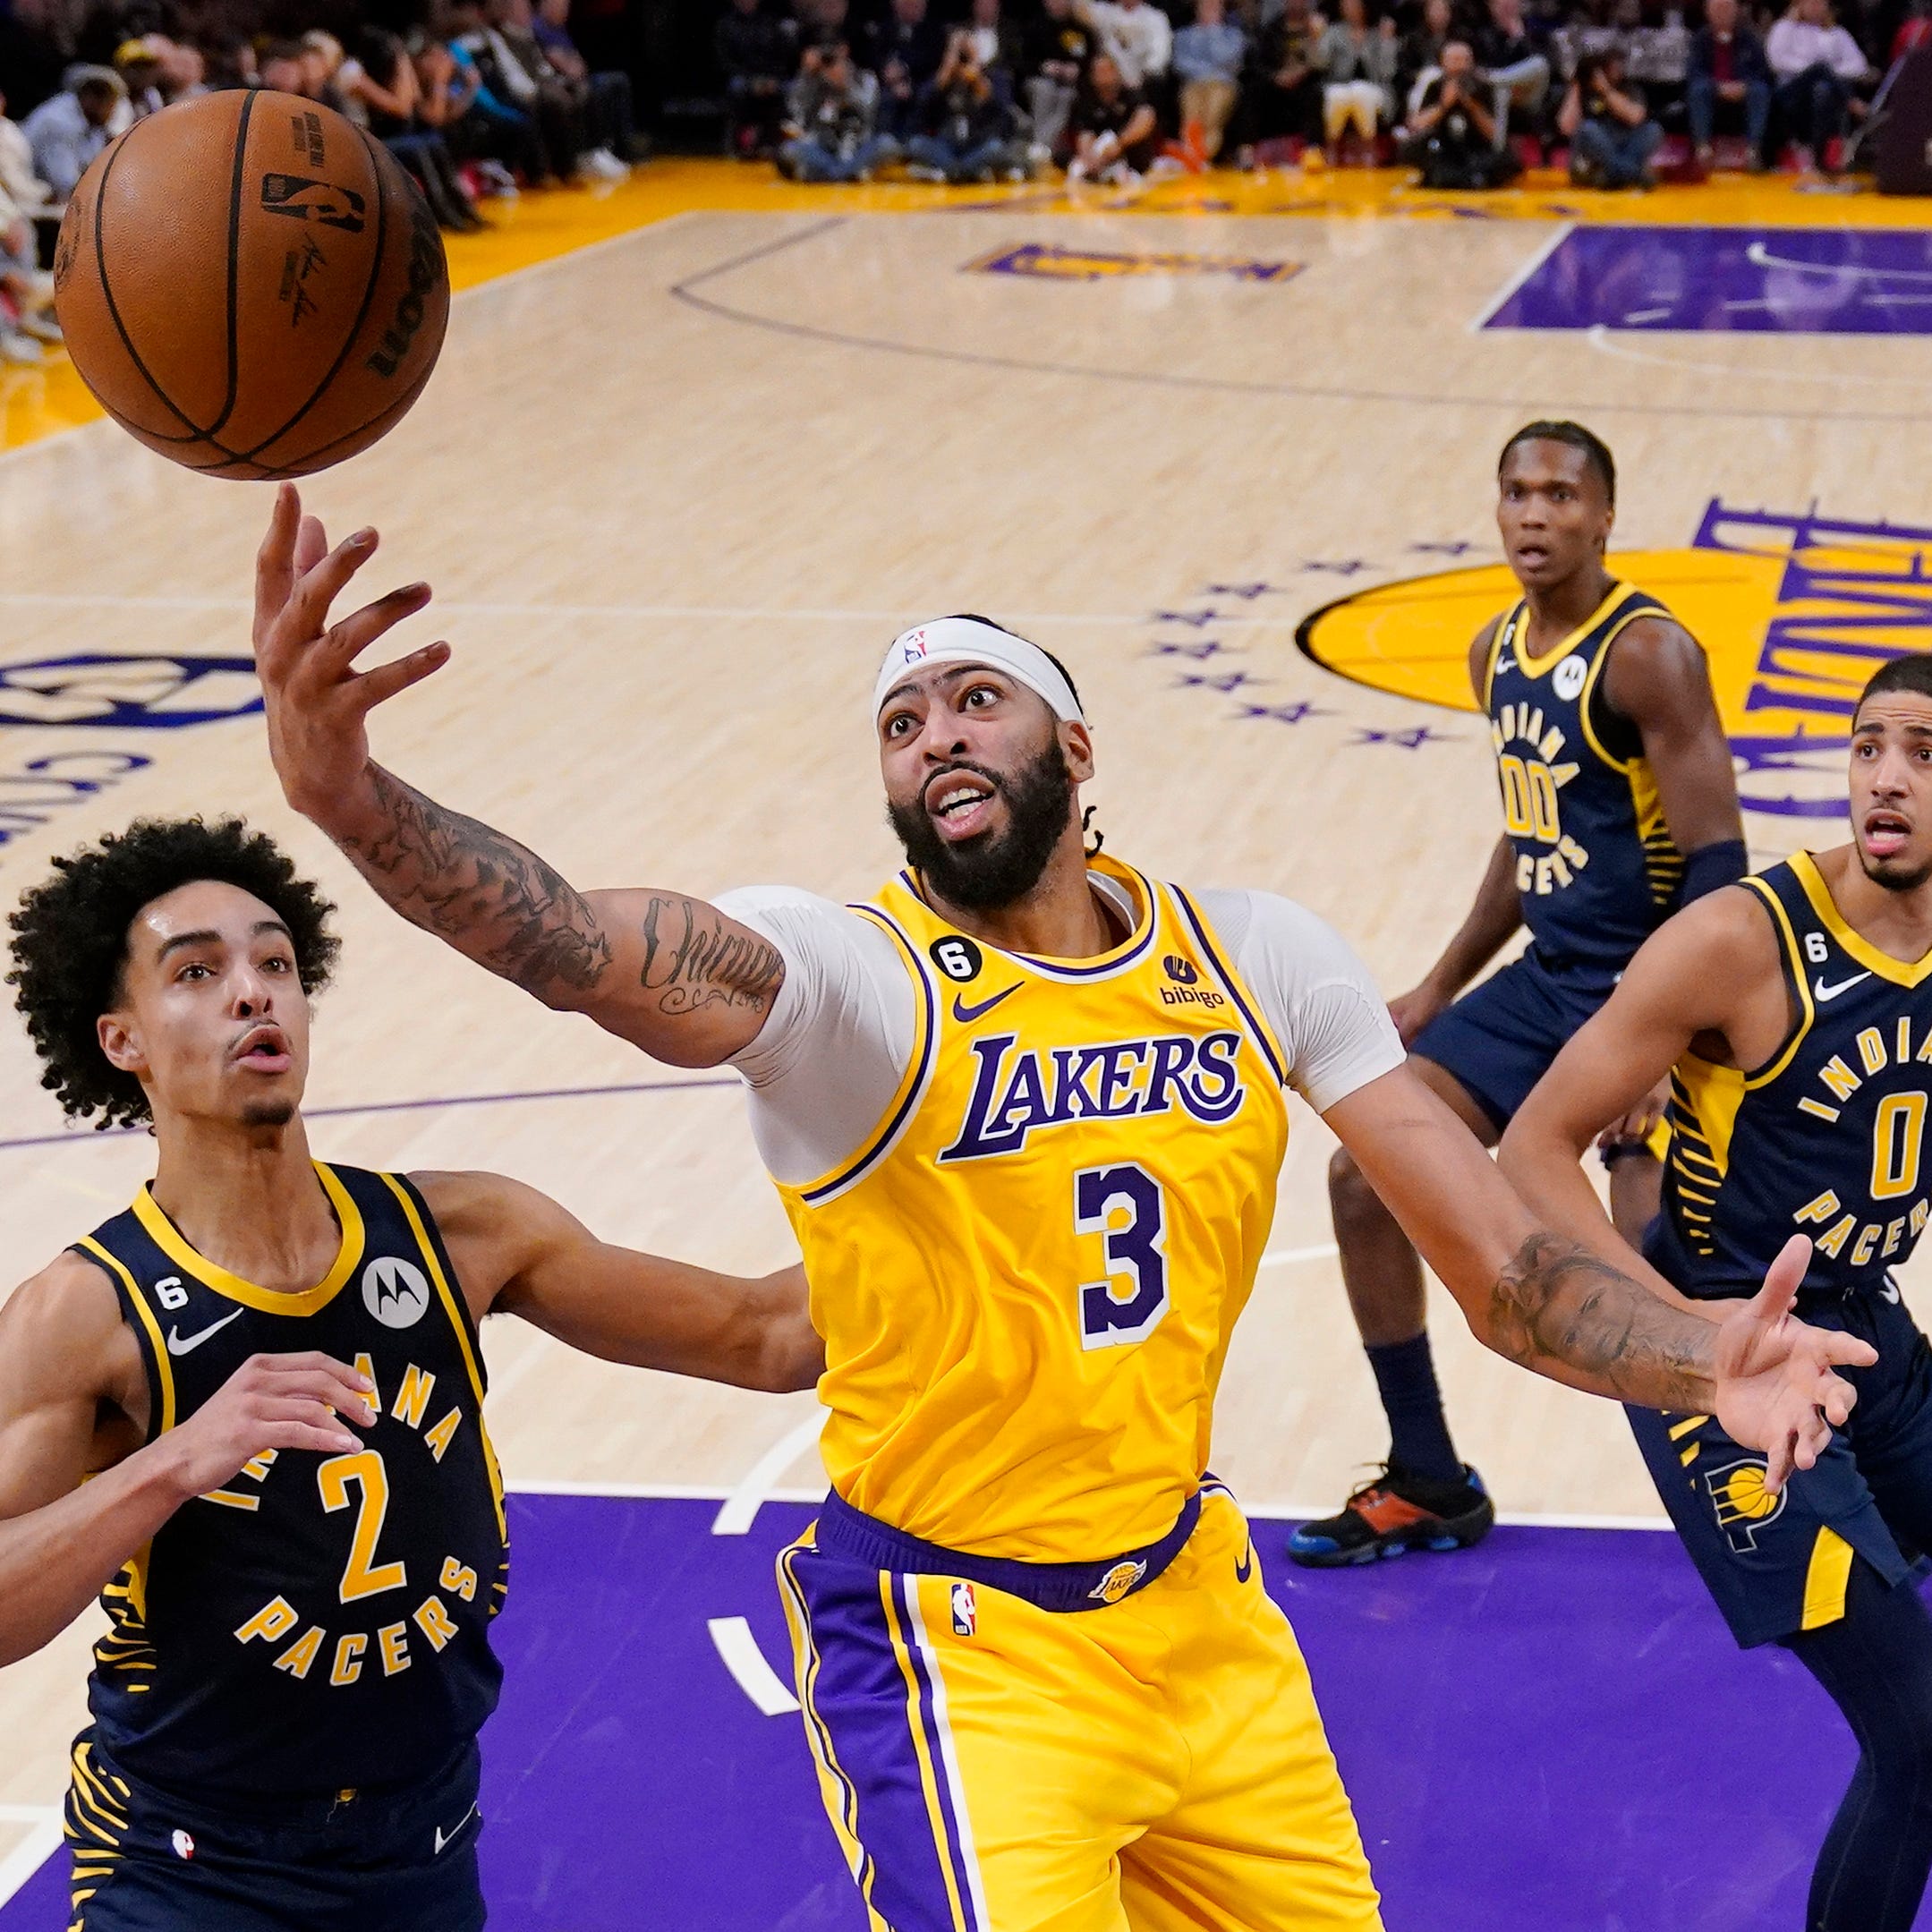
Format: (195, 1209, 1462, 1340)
(170, 1829, 194, 1861)
(950, 1581, 976, 1637)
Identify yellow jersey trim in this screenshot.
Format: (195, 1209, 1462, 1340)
(1169, 884, 1289, 1088)
(1800, 1525, 1856, 1630)
(1478, 600, 1523, 711)
(1506, 581, 1630, 685)
(795, 906, 940, 1207)
(1740, 875, 1816, 1087)
(376, 1170, 506, 1542)
(1574, 593, 1665, 774)
(75, 1237, 174, 1435)
(131, 1162, 364, 1315)
(904, 853, 1160, 983)
(1790, 848, 1932, 988)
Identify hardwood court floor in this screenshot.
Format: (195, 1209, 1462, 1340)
(0, 158, 1927, 1830)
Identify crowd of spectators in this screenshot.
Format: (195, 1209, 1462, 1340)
(0, 0, 647, 361)
(718, 0, 1922, 189)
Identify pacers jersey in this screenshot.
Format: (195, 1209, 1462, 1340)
(1484, 582, 1687, 978)
(779, 853, 1290, 1564)
(1654, 853, 1932, 1300)
(74, 1162, 506, 1798)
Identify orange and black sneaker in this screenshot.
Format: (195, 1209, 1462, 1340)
(1287, 1463, 1494, 1568)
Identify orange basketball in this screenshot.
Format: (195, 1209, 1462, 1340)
(53, 90, 448, 481)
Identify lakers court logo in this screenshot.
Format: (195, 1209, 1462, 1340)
(1298, 498, 1932, 821)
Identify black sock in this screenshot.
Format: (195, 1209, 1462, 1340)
(1365, 1332, 1462, 1485)
(1783, 1559, 1932, 1932)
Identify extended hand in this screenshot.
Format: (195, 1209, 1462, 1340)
(1387, 979, 1451, 1046)
(1712, 1236, 1875, 1493)
(253, 483, 450, 824)
(161, 1351, 377, 1501)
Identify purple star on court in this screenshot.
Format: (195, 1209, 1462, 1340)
(1176, 671, 1271, 695)
(1409, 540, 1476, 557)
(1201, 582, 1284, 600)
(1149, 609, 1223, 628)
(1299, 558, 1373, 576)
(1352, 726, 1453, 749)
(1146, 640, 1238, 660)
(1237, 702, 1332, 725)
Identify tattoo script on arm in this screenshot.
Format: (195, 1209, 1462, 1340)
(348, 765, 614, 1001)
(1492, 1231, 1711, 1412)
(637, 896, 784, 1017)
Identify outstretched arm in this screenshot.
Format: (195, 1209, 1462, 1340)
(420, 1171, 823, 1393)
(251, 488, 783, 1068)
(1323, 1065, 1871, 1486)
(0, 1257, 372, 1669)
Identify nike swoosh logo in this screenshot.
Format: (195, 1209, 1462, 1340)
(435, 1802, 479, 1856)
(951, 983, 1021, 1025)
(1815, 972, 1872, 1003)
(1235, 1543, 1254, 1584)
(165, 1307, 245, 1357)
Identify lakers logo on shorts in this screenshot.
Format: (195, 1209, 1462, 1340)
(1705, 1458, 1787, 1553)
(1088, 1559, 1147, 1605)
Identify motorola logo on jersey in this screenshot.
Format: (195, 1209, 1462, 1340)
(362, 1255, 432, 1329)
(1552, 656, 1587, 701)
(940, 1029, 1247, 1162)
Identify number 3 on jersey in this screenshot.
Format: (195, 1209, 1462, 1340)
(1076, 1163, 1170, 1349)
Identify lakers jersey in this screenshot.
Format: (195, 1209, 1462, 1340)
(1484, 583, 1688, 978)
(778, 853, 1290, 1564)
(1654, 853, 1932, 1300)
(74, 1162, 506, 1797)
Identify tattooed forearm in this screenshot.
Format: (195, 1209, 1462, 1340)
(342, 764, 613, 1001)
(1493, 1232, 1714, 1412)
(638, 895, 784, 1016)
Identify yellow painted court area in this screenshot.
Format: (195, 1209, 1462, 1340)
(7, 156, 1930, 457)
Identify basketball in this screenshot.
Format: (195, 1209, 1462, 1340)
(52, 89, 447, 481)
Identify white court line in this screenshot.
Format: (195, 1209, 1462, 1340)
(1257, 1241, 1339, 1268)
(1467, 220, 1575, 332)
(711, 1408, 828, 1536)
(706, 1616, 801, 1716)
(0, 591, 1307, 630)
(1584, 320, 1932, 388)
(0, 1805, 63, 1910)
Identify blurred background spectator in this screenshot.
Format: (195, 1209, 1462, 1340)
(1766, 0, 1871, 169)
(1238, 0, 1324, 162)
(1022, 0, 1091, 157)
(1405, 35, 1521, 176)
(1066, 44, 1154, 175)
(779, 37, 891, 176)
(1172, 0, 1243, 160)
(1689, 0, 1771, 165)
(1318, 0, 1398, 157)
(906, 19, 1022, 171)
(21, 67, 121, 203)
(718, 0, 794, 156)
(1560, 43, 1663, 180)
(1477, 0, 1550, 145)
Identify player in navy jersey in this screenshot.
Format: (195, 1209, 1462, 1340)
(1295, 421, 1750, 1567)
(1502, 653, 1932, 1932)
(0, 817, 821, 1932)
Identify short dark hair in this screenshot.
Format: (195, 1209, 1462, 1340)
(945, 613, 1085, 712)
(1499, 420, 1616, 506)
(7, 817, 339, 1131)
(1858, 653, 1932, 716)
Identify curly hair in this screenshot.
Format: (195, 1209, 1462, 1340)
(7, 817, 340, 1131)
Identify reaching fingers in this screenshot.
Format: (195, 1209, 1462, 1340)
(252, 483, 303, 645)
(262, 1417, 362, 1455)
(294, 511, 330, 577)
(251, 1349, 373, 1388)
(312, 583, 434, 677)
(353, 641, 451, 711)
(1821, 1332, 1879, 1370)
(1763, 1432, 1794, 1494)
(272, 526, 379, 659)
(1747, 1233, 1811, 1327)
(260, 1375, 378, 1426)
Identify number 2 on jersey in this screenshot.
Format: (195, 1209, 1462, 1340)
(1075, 1163, 1170, 1349)
(318, 1450, 407, 1603)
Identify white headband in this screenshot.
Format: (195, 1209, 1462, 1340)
(873, 617, 1084, 725)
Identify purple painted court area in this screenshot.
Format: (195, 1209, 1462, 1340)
(2, 1495, 1864, 1930)
(1485, 223, 1932, 335)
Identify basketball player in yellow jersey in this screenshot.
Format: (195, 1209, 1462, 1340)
(252, 485, 1869, 1931)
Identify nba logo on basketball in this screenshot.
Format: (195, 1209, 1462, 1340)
(950, 1581, 976, 1637)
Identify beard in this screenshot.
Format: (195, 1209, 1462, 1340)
(1860, 845, 1932, 894)
(239, 1097, 299, 1128)
(887, 740, 1077, 912)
